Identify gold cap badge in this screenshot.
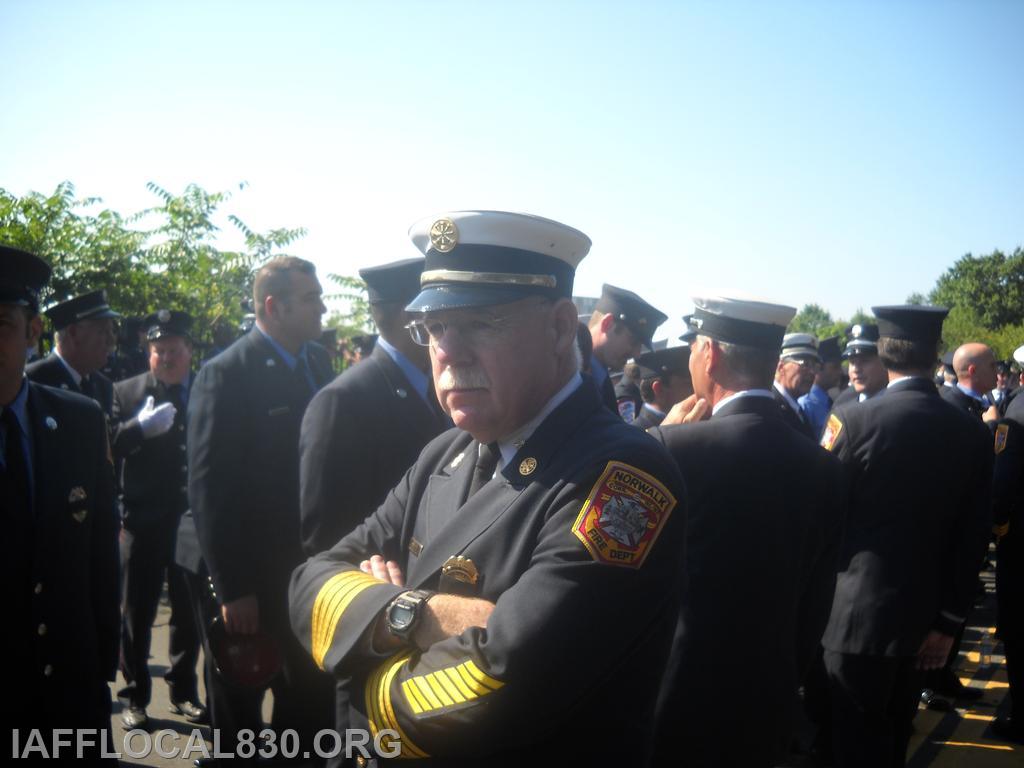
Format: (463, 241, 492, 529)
(519, 457, 538, 476)
(429, 218, 459, 253)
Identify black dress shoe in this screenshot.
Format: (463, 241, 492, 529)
(991, 716, 1024, 743)
(930, 669, 984, 700)
(170, 699, 209, 724)
(121, 705, 150, 730)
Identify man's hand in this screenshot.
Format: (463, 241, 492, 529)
(660, 394, 710, 426)
(412, 594, 496, 650)
(222, 594, 259, 635)
(360, 554, 404, 586)
(983, 404, 999, 423)
(137, 395, 177, 438)
(916, 630, 955, 670)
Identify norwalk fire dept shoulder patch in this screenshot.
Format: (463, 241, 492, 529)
(572, 461, 676, 569)
(821, 414, 843, 452)
(995, 423, 1009, 455)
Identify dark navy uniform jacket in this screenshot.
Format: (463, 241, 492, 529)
(773, 386, 817, 441)
(26, 353, 114, 419)
(9, 382, 120, 729)
(821, 377, 992, 656)
(992, 395, 1024, 642)
(649, 394, 843, 767)
(188, 329, 333, 613)
(112, 371, 191, 529)
(289, 381, 686, 766)
(940, 383, 988, 421)
(299, 344, 449, 557)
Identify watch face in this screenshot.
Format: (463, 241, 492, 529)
(389, 604, 415, 631)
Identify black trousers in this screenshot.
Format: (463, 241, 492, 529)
(117, 512, 200, 708)
(181, 569, 335, 762)
(998, 534, 1023, 719)
(824, 650, 922, 768)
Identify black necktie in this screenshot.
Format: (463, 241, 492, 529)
(467, 442, 500, 499)
(1, 407, 30, 516)
(167, 384, 185, 410)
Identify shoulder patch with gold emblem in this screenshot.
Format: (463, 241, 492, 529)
(821, 414, 843, 451)
(995, 423, 1009, 455)
(572, 461, 676, 569)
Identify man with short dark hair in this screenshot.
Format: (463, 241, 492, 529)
(834, 324, 887, 406)
(632, 346, 693, 429)
(820, 305, 993, 767)
(2, 245, 120, 759)
(289, 211, 685, 766)
(26, 289, 120, 418)
(587, 284, 666, 413)
(112, 311, 204, 729)
(650, 297, 843, 767)
(300, 256, 449, 556)
(189, 255, 335, 759)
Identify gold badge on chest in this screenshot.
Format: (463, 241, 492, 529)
(439, 555, 480, 596)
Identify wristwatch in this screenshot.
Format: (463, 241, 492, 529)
(385, 590, 434, 642)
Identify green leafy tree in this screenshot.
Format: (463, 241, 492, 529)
(788, 304, 834, 336)
(929, 249, 1024, 329)
(0, 181, 324, 356)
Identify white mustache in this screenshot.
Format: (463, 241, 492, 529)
(438, 366, 491, 391)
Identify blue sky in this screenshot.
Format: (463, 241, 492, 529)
(2, 0, 1021, 340)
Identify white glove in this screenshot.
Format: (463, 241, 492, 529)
(137, 395, 177, 438)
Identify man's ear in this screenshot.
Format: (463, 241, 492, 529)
(651, 378, 664, 399)
(27, 314, 43, 348)
(599, 312, 616, 335)
(552, 299, 580, 355)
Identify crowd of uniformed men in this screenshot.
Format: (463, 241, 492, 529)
(2, 209, 1022, 768)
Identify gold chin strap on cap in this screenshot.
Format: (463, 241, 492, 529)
(420, 269, 557, 289)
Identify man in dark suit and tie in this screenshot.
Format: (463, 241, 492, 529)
(112, 310, 204, 729)
(820, 305, 993, 767)
(300, 256, 449, 557)
(299, 256, 451, 765)
(649, 296, 843, 767)
(2, 245, 120, 760)
(26, 289, 120, 419)
(586, 284, 666, 414)
(188, 256, 335, 760)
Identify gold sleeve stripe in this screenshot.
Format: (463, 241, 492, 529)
(403, 660, 504, 716)
(313, 572, 375, 646)
(381, 655, 429, 758)
(312, 571, 373, 643)
(455, 664, 493, 696)
(442, 666, 478, 700)
(414, 676, 444, 709)
(402, 679, 429, 714)
(424, 673, 455, 707)
(311, 571, 382, 669)
(365, 653, 429, 759)
(462, 660, 504, 691)
(428, 671, 463, 705)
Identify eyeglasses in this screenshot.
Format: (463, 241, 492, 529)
(783, 356, 822, 371)
(406, 300, 550, 347)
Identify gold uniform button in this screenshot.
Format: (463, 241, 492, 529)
(34, 583, 43, 595)
(356, 757, 367, 768)
(38, 624, 47, 636)
(43, 664, 53, 676)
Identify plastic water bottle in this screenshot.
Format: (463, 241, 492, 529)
(980, 629, 993, 669)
